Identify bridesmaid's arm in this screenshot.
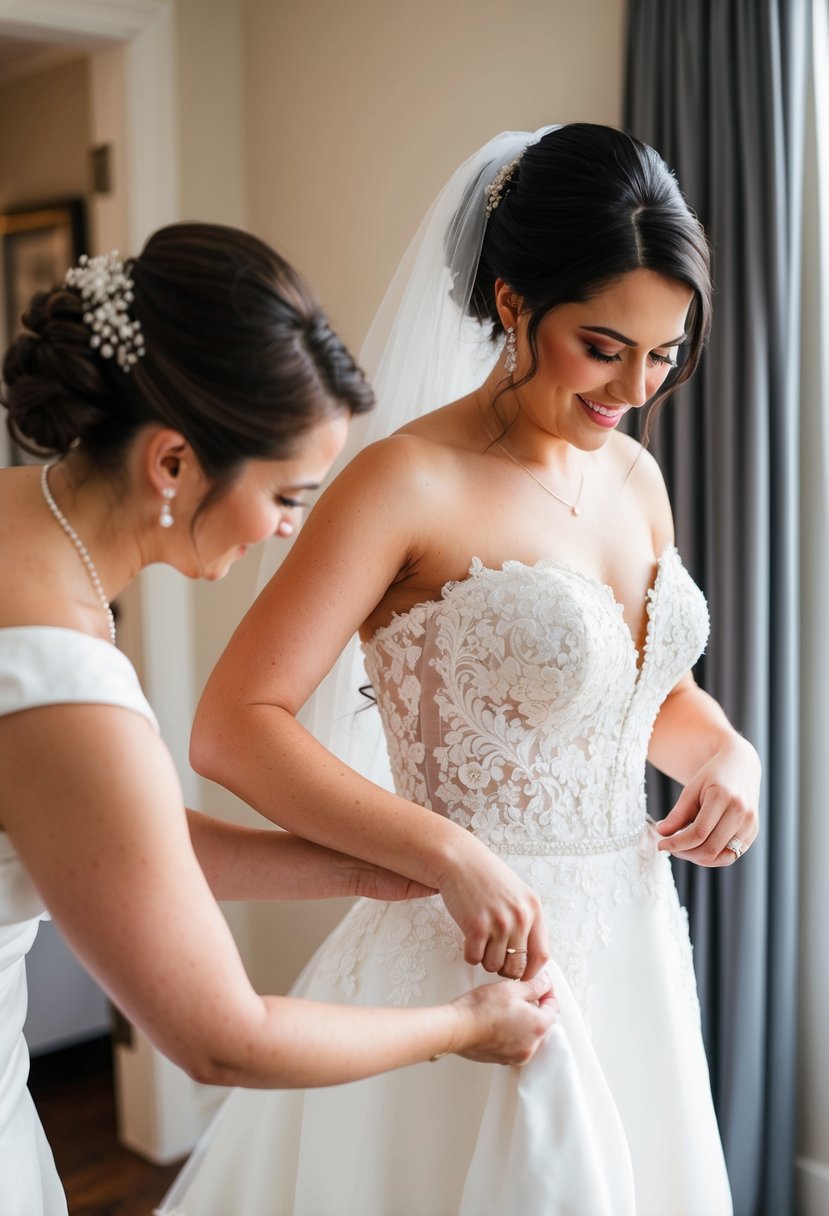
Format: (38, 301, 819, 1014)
(647, 673, 761, 865)
(0, 703, 555, 1088)
(186, 810, 436, 902)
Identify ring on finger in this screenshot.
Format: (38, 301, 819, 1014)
(505, 947, 528, 956)
(724, 836, 745, 860)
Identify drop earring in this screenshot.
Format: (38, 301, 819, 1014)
(159, 486, 176, 528)
(504, 326, 517, 375)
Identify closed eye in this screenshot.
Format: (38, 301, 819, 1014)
(277, 496, 309, 511)
(586, 344, 621, 364)
(586, 344, 677, 369)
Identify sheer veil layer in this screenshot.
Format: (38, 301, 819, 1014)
(256, 127, 558, 788)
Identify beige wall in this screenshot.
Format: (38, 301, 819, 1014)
(0, 52, 91, 420)
(242, 0, 626, 355)
(174, 0, 255, 711)
(170, 0, 261, 961)
(229, 0, 626, 992)
(0, 54, 90, 212)
(174, 0, 248, 228)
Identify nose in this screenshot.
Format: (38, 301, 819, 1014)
(608, 360, 650, 409)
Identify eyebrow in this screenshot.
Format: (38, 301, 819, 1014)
(280, 481, 321, 492)
(580, 325, 688, 348)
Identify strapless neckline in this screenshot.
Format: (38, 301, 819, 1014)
(365, 542, 677, 683)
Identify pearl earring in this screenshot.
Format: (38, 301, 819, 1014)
(159, 486, 176, 528)
(504, 326, 517, 375)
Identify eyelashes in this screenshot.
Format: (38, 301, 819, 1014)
(276, 496, 309, 511)
(586, 345, 618, 364)
(586, 344, 677, 369)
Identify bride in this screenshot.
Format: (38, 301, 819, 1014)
(159, 124, 760, 1215)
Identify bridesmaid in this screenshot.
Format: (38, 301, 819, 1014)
(0, 223, 556, 1216)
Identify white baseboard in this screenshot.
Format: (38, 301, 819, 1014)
(114, 1030, 228, 1164)
(797, 1156, 829, 1216)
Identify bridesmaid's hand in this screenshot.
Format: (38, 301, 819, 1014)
(438, 838, 550, 980)
(656, 736, 761, 866)
(451, 970, 558, 1065)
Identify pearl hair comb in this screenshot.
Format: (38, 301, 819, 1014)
(64, 251, 146, 372)
(484, 154, 524, 216)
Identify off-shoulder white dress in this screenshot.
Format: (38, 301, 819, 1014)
(0, 628, 158, 1216)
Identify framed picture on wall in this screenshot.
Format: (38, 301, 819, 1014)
(0, 199, 87, 465)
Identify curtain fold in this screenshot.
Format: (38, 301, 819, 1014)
(625, 2, 810, 1211)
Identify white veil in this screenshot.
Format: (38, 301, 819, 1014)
(257, 126, 558, 789)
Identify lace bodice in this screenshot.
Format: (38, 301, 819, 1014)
(362, 546, 708, 853)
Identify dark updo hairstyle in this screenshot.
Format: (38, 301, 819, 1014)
(2, 222, 373, 494)
(465, 123, 712, 423)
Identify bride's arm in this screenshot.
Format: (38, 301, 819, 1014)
(193, 435, 549, 980)
(640, 454, 760, 865)
(186, 811, 437, 902)
(647, 675, 760, 866)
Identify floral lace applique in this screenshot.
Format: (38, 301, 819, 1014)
(524, 831, 700, 1028)
(318, 897, 464, 1006)
(375, 899, 464, 1006)
(364, 548, 708, 853)
(317, 900, 388, 998)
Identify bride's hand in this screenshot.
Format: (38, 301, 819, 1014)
(450, 970, 558, 1065)
(438, 837, 550, 980)
(656, 736, 760, 866)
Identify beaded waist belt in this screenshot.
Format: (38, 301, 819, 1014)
(485, 822, 647, 857)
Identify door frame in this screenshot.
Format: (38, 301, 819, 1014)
(0, 0, 208, 1162)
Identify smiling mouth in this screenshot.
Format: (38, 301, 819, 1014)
(577, 395, 628, 418)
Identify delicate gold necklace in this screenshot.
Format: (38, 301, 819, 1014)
(495, 440, 584, 516)
(40, 464, 117, 644)
(474, 398, 583, 513)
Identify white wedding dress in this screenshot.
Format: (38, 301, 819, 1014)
(0, 627, 159, 1216)
(159, 545, 733, 1216)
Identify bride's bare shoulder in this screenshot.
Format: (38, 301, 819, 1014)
(345, 400, 477, 480)
(394, 396, 479, 446)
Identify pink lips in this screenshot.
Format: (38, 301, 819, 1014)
(577, 395, 628, 430)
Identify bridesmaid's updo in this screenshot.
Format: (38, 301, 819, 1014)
(464, 123, 712, 406)
(2, 222, 373, 481)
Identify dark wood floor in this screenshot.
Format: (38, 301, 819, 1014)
(29, 1036, 185, 1215)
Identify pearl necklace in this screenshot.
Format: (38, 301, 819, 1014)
(40, 464, 117, 645)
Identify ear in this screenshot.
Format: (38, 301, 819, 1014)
(142, 426, 201, 497)
(493, 278, 523, 332)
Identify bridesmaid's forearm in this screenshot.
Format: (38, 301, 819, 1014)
(193, 996, 468, 1089)
(187, 811, 384, 902)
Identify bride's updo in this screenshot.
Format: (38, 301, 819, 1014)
(2, 222, 373, 481)
(465, 123, 712, 406)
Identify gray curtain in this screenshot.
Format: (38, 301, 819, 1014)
(625, 2, 808, 1213)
